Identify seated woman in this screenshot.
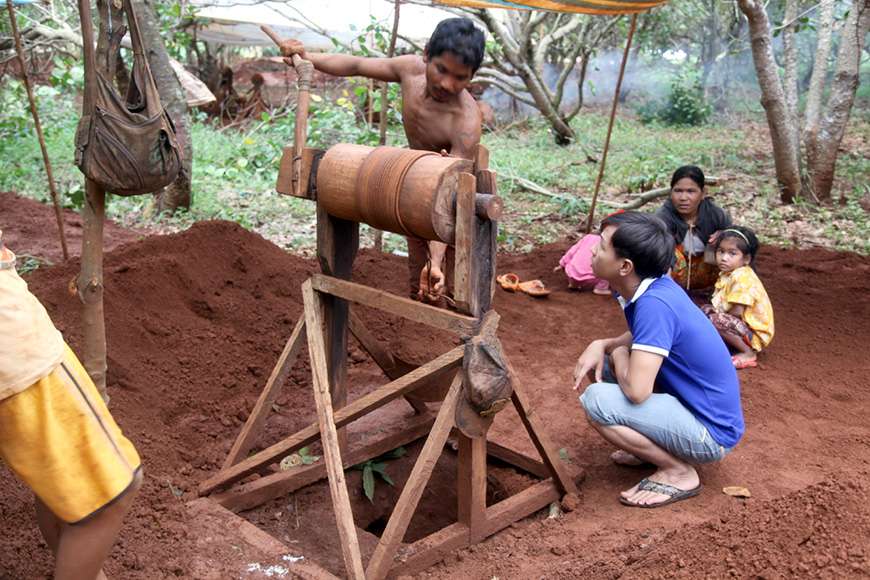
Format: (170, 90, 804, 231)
(656, 166, 731, 293)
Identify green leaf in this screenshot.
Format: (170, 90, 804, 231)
(363, 464, 375, 501)
(386, 446, 406, 459)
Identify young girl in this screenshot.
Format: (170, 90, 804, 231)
(702, 226, 774, 369)
(555, 233, 611, 295)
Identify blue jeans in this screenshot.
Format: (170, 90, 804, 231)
(579, 378, 730, 464)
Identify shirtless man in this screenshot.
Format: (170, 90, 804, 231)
(279, 17, 485, 302)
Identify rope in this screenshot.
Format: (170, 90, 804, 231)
(356, 147, 436, 236)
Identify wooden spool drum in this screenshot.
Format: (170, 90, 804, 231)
(316, 144, 473, 243)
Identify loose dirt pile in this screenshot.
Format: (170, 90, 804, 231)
(1, 192, 868, 578)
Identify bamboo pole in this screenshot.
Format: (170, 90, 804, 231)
(584, 13, 638, 234)
(6, 0, 69, 261)
(373, 0, 402, 252)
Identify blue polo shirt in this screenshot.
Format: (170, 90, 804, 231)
(619, 276, 744, 448)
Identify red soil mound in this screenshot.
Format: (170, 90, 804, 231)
(0, 198, 868, 578)
(0, 191, 143, 264)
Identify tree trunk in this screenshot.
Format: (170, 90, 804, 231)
(737, 0, 803, 203)
(782, 0, 800, 143)
(135, 0, 192, 212)
(805, 0, 870, 201)
(803, 0, 835, 134)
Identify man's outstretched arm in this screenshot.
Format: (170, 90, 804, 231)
(279, 39, 412, 83)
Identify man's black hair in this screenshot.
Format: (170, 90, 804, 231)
(426, 18, 485, 73)
(715, 226, 760, 263)
(600, 211, 675, 279)
(670, 165, 705, 189)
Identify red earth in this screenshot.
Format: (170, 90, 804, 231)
(1, 191, 869, 578)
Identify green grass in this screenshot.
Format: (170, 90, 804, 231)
(1, 87, 868, 255)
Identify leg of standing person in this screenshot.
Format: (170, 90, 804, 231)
(52, 472, 142, 580)
(0, 345, 142, 580)
(406, 236, 428, 300)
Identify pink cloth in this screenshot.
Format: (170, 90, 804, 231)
(560, 234, 606, 286)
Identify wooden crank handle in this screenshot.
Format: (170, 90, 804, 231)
(260, 25, 305, 68)
(474, 193, 503, 221)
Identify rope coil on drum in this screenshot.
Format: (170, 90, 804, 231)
(356, 147, 438, 237)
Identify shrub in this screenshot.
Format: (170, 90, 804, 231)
(637, 68, 711, 127)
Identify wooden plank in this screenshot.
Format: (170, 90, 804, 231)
(303, 280, 365, 580)
(198, 347, 464, 496)
(215, 414, 435, 513)
(452, 172, 477, 315)
(348, 307, 397, 371)
(474, 169, 498, 313)
(310, 274, 476, 336)
(457, 434, 487, 543)
(276, 146, 295, 196)
(365, 374, 463, 580)
(506, 353, 578, 496)
(391, 480, 558, 578)
(223, 318, 306, 469)
(486, 440, 549, 479)
(484, 479, 560, 536)
(388, 522, 470, 579)
(474, 144, 490, 172)
(317, 206, 358, 454)
(348, 308, 428, 414)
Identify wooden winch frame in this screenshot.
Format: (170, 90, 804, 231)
(198, 29, 579, 579)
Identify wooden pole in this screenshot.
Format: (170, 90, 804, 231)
(75, 0, 110, 401)
(6, 0, 69, 261)
(584, 13, 638, 234)
(373, 0, 401, 252)
(261, 25, 313, 198)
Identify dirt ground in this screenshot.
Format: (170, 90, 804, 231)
(1, 191, 869, 579)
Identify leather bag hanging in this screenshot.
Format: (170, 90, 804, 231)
(75, 0, 182, 196)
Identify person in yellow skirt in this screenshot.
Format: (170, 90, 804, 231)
(701, 226, 775, 369)
(0, 231, 142, 580)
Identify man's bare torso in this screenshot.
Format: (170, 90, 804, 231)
(398, 57, 480, 158)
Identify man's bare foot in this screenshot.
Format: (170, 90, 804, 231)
(610, 449, 648, 466)
(619, 466, 700, 507)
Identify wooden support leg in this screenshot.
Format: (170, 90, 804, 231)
(457, 434, 487, 543)
(223, 318, 306, 468)
(485, 440, 548, 479)
(505, 354, 578, 496)
(475, 168, 498, 310)
(317, 205, 359, 453)
(365, 374, 463, 580)
(347, 307, 427, 414)
(452, 172, 477, 315)
(302, 280, 365, 580)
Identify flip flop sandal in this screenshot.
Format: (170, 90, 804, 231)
(731, 356, 758, 370)
(517, 279, 551, 297)
(619, 477, 703, 508)
(496, 273, 520, 292)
